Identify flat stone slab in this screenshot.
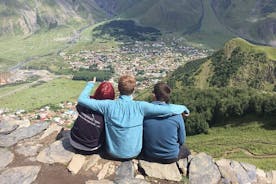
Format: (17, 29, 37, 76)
(216, 159, 239, 183)
(230, 160, 251, 184)
(0, 119, 30, 135)
(0, 148, 14, 170)
(267, 170, 276, 184)
(240, 162, 257, 183)
(39, 123, 62, 140)
(15, 142, 43, 157)
(115, 161, 134, 181)
(97, 162, 112, 180)
(0, 123, 18, 135)
(0, 122, 49, 147)
(0, 166, 41, 184)
(189, 152, 221, 184)
(84, 154, 101, 171)
(256, 168, 269, 184)
(86, 180, 114, 184)
(67, 154, 86, 174)
(36, 137, 75, 164)
(139, 160, 182, 182)
(114, 178, 150, 184)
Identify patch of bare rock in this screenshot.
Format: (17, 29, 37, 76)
(0, 111, 275, 184)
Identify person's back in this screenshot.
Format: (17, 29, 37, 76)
(78, 75, 189, 159)
(143, 83, 190, 163)
(70, 82, 115, 154)
(143, 108, 185, 162)
(103, 96, 148, 158)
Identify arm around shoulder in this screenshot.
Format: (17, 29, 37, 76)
(141, 101, 189, 117)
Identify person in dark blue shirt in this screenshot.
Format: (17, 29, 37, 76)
(143, 82, 190, 163)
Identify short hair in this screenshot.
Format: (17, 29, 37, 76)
(118, 75, 136, 95)
(153, 82, 171, 103)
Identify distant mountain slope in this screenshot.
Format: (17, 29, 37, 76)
(0, 0, 106, 35)
(120, 0, 275, 47)
(211, 0, 276, 46)
(168, 38, 276, 91)
(123, 0, 204, 33)
(0, 0, 275, 47)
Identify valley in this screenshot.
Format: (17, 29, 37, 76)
(0, 0, 275, 176)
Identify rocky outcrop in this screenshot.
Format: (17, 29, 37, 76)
(0, 121, 49, 147)
(189, 153, 221, 184)
(0, 118, 275, 184)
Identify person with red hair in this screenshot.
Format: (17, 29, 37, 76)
(70, 81, 115, 154)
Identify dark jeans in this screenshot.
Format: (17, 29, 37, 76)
(142, 145, 191, 164)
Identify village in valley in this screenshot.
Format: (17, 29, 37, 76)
(62, 40, 210, 90)
(0, 40, 209, 126)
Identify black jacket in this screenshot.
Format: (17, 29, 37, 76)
(70, 104, 105, 149)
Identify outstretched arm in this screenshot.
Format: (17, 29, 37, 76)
(78, 82, 110, 114)
(141, 101, 190, 117)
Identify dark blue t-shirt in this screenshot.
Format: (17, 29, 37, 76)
(143, 101, 186, 160)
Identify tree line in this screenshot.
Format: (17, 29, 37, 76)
(170, 87, 276, 135)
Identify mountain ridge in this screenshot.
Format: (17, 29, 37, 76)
(168, 38, 276, 91)
(0, 0, 275, 48)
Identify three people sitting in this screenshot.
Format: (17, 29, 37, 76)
(70, 75, 190, 162)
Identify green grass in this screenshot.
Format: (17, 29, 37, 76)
(64, 21, 119, 54)
(23, 54, 71, 73)
(187, 116, 276, 170)
(194, 60, 212, 89)
(228, 38, 276, 61)
(0, 78, 86, 111)
(0, 26, 80, 70)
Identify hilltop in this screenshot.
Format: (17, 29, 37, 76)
(168, 38, 276, 91)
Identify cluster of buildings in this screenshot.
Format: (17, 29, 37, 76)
(0, 102, 78, 129)
(62, 40, 210, 89)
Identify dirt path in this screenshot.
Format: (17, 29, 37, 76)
(223, 148, 276, 158)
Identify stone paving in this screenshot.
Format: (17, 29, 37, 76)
(0, 111, 275, 184)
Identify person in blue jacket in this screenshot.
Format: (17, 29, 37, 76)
(77, 75, 189, 159)
(143, 82, 190, 163)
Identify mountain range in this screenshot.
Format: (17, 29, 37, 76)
(0, 0, 275, 48)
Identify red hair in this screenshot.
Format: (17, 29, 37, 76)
(91, 82, 115, 100)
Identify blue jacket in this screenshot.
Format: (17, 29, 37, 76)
(78, 82, 189, 159)
(143, 101, 187, 160)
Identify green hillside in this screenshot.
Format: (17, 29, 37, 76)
(168, 38, 276, 91)
(187, 116, 276, 170)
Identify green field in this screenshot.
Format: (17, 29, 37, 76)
(0, 26, 80, 71)
(187, 116, 276, 171)
(0, 78, 86, 111)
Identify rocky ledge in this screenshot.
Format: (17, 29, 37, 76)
(0, 119, 275, 184)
